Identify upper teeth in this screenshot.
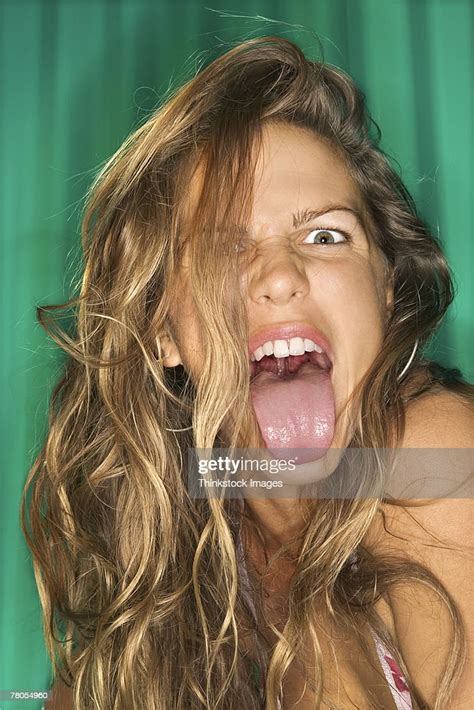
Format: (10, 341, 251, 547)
(250, 337, 323, 361)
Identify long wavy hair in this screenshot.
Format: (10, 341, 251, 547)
(21, 36, 470, 709)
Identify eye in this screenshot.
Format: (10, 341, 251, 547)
(303, 228, 348, 245)
(222, 238, 247, 255)
(223, 236, 256, 255)
(233, 238, 247, 253)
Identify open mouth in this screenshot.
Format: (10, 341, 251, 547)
(248, 332, 335, 463)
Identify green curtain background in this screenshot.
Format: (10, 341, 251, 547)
(1, 0, 472, 705)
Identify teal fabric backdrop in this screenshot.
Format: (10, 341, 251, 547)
(1, 1, 472, 705)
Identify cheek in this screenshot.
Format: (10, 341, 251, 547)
(316, 261, 386, 357)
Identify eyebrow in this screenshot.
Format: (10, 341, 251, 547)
(215, 205, 365, 234)
(292, 206, 364, 230)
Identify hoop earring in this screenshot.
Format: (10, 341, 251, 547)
(397, 339, 419, 381)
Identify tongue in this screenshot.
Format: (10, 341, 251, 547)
(250, 362, 335, 464)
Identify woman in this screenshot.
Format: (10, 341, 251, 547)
(22, 37, 473, 709)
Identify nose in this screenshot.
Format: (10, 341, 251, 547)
(245, 245, 310, 306)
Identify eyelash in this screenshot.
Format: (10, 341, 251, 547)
(302, 227, 351, 245)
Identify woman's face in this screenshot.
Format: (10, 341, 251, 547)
(163, 122, 390, 473)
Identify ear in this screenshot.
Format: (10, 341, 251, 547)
(159, 334, 182, 368)
(384, 268, 394, 314)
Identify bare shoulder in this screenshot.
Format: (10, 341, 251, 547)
(364, 388, 473, 707)
(389, 387, 473, 554)
(402, 386, 473, 448)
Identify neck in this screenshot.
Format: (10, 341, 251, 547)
(242, 497, 310, 555)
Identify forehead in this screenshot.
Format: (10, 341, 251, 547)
(182, 121, 363, 233)
(254, 122, 360, 208)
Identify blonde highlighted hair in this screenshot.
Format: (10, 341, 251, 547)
(21, 36, 468, 708)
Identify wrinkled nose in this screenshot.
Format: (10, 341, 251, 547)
(245, 249, 310, 306)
